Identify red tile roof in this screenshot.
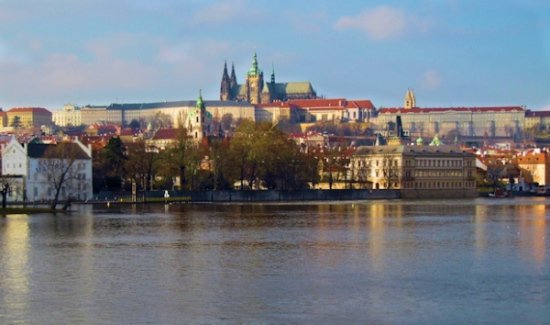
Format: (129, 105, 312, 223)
(152, 128, 178, 140)
(7, 107, 51, 114)
(517, 152, 548, 164)
(287, 98, 375, 111)
(378, 106, 525, 114)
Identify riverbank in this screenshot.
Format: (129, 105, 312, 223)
(96, 189, 402, 203)
(0, 207, 58, 215)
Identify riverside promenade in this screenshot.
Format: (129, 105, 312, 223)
(95, 189, 401, 203)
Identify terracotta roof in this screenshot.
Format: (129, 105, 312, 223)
(346, 100, 375, 110)
(517, 152, 548, 164)
(287, 98, 375, 111)
(152, 128, 178, 140)
(7, 107, 52, 114)
(288, 98, 346, 108)
(378, 106, 525, 114)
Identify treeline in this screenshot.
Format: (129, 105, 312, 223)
(93, 120, 330, 192)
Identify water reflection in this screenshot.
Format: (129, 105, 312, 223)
(0, 200, 548, 323)
(517, 203, 547, 268)
(0, 215, 30, 323)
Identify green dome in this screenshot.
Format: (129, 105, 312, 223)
(247, 52, 261, 76)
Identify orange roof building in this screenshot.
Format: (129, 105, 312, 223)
(6, 107, 52, 128)
(517, 151, 550, 186)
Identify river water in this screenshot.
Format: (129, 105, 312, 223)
(1, 198, 549, 324)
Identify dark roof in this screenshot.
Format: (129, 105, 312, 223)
(27, 142, 90, 159)
(526, 110, 550, 117)
(106, 100, 252, 111)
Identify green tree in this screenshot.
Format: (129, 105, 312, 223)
(124, 140, 158, 191)
(99, 137, 127, 189)
(156, 127, 197, 190)
(10, 116, 22, 129)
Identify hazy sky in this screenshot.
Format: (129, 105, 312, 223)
(0, 0, 549, 110)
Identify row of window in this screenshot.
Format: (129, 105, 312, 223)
(402, 181, 476, 189)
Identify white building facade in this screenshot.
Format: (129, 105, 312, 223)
(52, 104, 82, 126)
(1, 137, 93, 202)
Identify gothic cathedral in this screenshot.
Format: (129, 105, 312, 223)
(220, 53, 317, 104)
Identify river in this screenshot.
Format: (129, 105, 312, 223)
(1, 198, 549, 324)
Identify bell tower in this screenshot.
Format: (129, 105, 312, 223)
(404, 89, 416, 109)
(245, 52, 264, 104)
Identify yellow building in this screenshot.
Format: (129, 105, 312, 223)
(6, 107, 52, 128)
(350, 144, 477, 198)
(517, 151, 550, 186)
(525, 110, 550, 132)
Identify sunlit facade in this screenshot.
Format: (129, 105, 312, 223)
(351, 144, 477, 198)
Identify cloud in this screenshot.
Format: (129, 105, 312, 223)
(190, 0, 262, 26)
(0, 32, 250, 108)
(421, 69, 442, 90)
(334, 5, 427, 40)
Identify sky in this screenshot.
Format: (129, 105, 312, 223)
(0, 0, 549, 111)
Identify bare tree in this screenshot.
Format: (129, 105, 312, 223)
(40, 142, 87, 210)
(0, 176, 16, 208)
(381, 154, 399, 189)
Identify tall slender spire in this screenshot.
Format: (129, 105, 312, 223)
(222, 61, 228, 79)
(220, 61, 231, 101)
(230, 62, 237, 88)
(197, 89, 205, 110)
(270, 63, 275, 84)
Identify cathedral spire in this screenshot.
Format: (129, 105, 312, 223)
(270, 63, 275, 84)
(230, 62, 237, 88)
(222, 61, 229, 79)
(220, 61, 231, 101)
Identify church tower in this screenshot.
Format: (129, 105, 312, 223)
(189, 90, 209, 141)
(220, 61, 231, 101)
(404, 89, 416, 109)
(245, 52, 264, 104)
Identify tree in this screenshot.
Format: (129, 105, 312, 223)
(381, 153, 400, 189)
(124, 140, 158, 191)
(156, 127, 196, 190)
(98, 137, 127, 189)
(11, 116, 22, 129)
(0, 176, 16, 208)
(209, 138, 231, 190)
(320, 144, 350, 190)
(41, 142, 86, 210)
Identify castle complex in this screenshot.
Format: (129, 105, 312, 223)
(220, 53, 317, 104)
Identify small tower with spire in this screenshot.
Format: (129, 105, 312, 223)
(188, 90, 209, 142)
(404, 89, 416, 109)
(270, 63, 275, 84)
